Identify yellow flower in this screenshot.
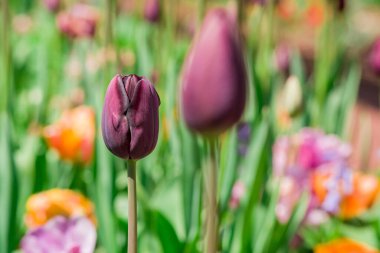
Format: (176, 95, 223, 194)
(25, 189, 96, 229)
(43, 106, 95, 164)
(314, 238, 379, 253)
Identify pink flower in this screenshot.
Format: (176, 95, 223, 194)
(273, 128, 352, 223)
(229, 181, 245, 209)
(21, 216, 96, 253)
(57, 4, 99, 39)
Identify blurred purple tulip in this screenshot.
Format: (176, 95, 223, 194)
(181, 9, 247, 136)
(102, 74, 160, 160)
(273, 44, 290, 72)
(43, 0, 60, 12)
(144, 0, 160, 23)
(21, 216, 96, 253)
(369, 38, 380, 75)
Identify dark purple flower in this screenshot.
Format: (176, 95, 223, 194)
(337, 0, 345, 12)
(181, 8, 247, 136)
(144, 0, 160, 23)
(21, 216, 96, 253)
(369, 38, 380, 75)
(102, 74, 160, 160)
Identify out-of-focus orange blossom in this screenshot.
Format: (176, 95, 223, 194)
(277, 0, 297, 20)
(314, 238, 379, 253)
(340, 173, 380, 219)
(25, 189, 96, 229)
(306, 1, 325, 27)
(312, 171, 380, 219)
(276, 109, 292, 130)
(43, 105, 95, 164)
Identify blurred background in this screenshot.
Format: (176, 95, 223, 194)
(1, 0, 380, 252)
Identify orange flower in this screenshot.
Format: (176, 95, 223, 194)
(312, 171, 380, 219)
(340, 173, 380, 219)
(25, 189, 96, 229)
(277, 0, 297, 20)
(314, 238, 379, 253)
(306, 1, 325, 28)
(43, 106, 95, 164)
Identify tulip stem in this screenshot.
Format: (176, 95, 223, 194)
(205, 139, 218, 253)
(127, 160, 137, 253)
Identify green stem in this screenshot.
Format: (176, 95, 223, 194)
(127, 160, 137, 253)
(105, 0, 113, 48)
(204, 140, 218, 253)
(1, 0, 10, 112)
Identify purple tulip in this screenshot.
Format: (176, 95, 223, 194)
(181, 9, 247, 136)
(102, 74, 160, 160)
(21, 216, 96, 253)
(369, 38, 380, 75)
(144, 0, 160, 23)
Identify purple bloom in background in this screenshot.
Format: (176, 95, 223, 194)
(144, 0, 160, 23)
(237, 122, 251, 155)
(102, 74, 160, 160)
(181, 8, 247, 136)
(273, 128, 352, 223)
(21, 216, 96, 253)
(369, 38, 380, 75)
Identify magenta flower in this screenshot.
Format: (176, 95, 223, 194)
(181, 8, 247, 136)
(273, 128, 352, 223)
(21, 216, 96, 253)
(102, 74, 160, 160)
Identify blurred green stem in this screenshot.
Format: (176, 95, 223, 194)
(205, 139, 218, 253)
(105, 0, 114, 47)
(1, 0, 10, 112)
(198, 0, 206, 27)
(127, 160, 137, 253)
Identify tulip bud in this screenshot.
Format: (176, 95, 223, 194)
(144, 0, 160, 23)
(102, 74, 160, 160)
(181, 9, 247, 136)
(282, 75, 302, 115)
